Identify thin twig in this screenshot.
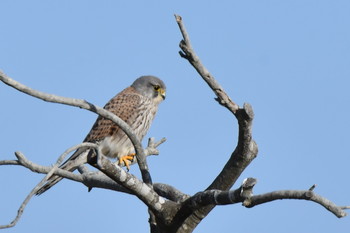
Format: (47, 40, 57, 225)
(0, 160, 20, 165)
(309, 184, 317, 191)
(144, 137, 167, 157)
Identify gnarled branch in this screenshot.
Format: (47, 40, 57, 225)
(174, 14, 259, 232)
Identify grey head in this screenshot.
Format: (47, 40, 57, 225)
(131, 75, 166, 100)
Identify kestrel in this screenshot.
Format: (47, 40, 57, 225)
(36, 75, 166, 195)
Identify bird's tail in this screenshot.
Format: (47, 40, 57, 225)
(35, 148, 89, 195)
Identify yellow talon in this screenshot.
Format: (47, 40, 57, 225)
(118, 153, 136, 171)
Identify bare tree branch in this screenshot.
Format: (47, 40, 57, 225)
(82, 169, 189, 203)
(0, 137, 166, 194)
(174, 14, 259, 231)
(179, 178, 257, 212)
(153, 183, 190, 203)
(174, 14, 239, 115)
(80, 170, 132, 193)
(96, 156, 159, 209)
(0, 70, 153, 184)
(0, 137, 166, 196)
(0, 160, 20, 165)
(1, 153, 83, 182)
(95, 153, 179, 224)
(246, 189, 347, 218)
(0, 143, 177, 229)
(1, 153, 183, 200)
(14, 151, 83, 182)
(179, 178, 347, 218)
(0, 142, 96, 229)
(145, 137, 167, 157)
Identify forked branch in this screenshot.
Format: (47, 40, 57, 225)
(174, 14, 259, 232)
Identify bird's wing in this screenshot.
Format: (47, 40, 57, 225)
(84, 87, 146, 143)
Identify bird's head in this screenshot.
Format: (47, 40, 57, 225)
(131, 76, 166, 103)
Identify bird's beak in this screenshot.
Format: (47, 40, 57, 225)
(159, 88, 166, 100)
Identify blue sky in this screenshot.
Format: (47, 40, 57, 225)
(1, 1, 349, 232)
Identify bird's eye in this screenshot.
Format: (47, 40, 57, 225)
(154, 85, 160, 91)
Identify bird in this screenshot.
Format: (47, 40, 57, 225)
(36, 75, 166, 195)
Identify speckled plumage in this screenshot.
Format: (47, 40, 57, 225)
(36, 75, 166, 195)
(85, 86, 160, 159)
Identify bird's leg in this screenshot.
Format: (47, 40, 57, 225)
(118, 153, 136, 171)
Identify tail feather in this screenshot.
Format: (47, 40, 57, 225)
(36, 148, 89, 195)
(36, 175, 66, 195)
